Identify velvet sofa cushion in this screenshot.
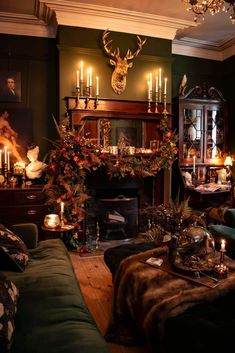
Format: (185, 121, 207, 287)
(0, 224, 30, 272)
(0, 272, 19, 353)
(4, 239, 110, 353)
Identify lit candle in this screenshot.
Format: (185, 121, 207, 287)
(221, 239, 226, 252)
(61, 202, 64, 216)
(80, 61, 84, 81)
(89, 67, 92, 87)
(4, 146, 7, 164)
(193, 155, 196, 173)
(0, 149, 2, 169)
(155, 74, 159, 93)
(86, 68, 90, 87)
(164, 77, 167, 95)
(147, 80, 151, 100)
(7, 151, 10, 171)
(149, 73, 152, 93)
(96, 76, 99, 96)
(76, 70, 80, 88)
(159, 68, 162, 88)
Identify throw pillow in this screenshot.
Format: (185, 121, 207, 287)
(0, 224, 30, 272)
(0, 272, 19, 353)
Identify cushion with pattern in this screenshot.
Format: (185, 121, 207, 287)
(0, 272, 19, 353)
(0, 224, 30, 272)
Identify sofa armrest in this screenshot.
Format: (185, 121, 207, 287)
(224, 208, 235, 228)
(12, 223, 38, 249)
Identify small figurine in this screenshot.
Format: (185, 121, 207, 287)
(25, 144, 47, 180)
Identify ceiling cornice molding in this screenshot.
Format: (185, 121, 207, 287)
(172, 40, 224, 61)
(0, 6, 57, 38)
(40, 0, 197, 40)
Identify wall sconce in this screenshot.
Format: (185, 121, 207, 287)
(44, 214, 61, 229)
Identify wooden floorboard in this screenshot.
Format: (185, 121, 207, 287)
(69, 247, 150, 353)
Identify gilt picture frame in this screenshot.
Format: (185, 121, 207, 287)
(0, 71, 21, 103)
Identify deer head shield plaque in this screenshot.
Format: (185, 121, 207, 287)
(102, 30, 146, 95)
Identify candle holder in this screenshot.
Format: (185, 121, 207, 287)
(158, 87, 162, 103)
(75, 87, 83, 109)
(89, 85, 92, 98)
(94, 95, 99, 110)
(85, 86, 90, 109)
(155, 92, 159, 113)
(163, 93, 169, 114)
(80, 79, 84, 97)
(147, 98, 152, 113)
(214, 250, 228, 279)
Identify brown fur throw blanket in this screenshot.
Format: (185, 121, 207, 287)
(105, 246, 235, 353)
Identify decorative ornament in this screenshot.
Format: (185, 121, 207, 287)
(102, 29, 146, 94)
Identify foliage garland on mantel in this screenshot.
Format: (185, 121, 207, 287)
(43, 114, 178, 248)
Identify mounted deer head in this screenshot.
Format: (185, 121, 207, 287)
(102, 30, 147, 95)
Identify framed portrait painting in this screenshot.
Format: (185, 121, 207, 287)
(0, 108, 33, 163)
(0, 71, 21, 103)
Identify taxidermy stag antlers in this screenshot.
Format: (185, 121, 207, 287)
(102, 30, 147, 95)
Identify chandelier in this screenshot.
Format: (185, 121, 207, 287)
(184, 0, 235, 23)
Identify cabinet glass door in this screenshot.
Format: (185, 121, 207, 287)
(182, 108, 203, 162)
(205, 109, 224, 163)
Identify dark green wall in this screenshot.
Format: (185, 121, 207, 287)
(1, 29, 234, 160)
(172, 53, 235, 155)
(0, 34, 59, 160)
(57, 26, 173, 119)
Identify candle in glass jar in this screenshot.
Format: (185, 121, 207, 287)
(221, 239, 226, 252)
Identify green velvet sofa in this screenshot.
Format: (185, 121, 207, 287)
(3, 223, 111, 353)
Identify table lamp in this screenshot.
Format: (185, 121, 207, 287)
(224, 153, 233, 183)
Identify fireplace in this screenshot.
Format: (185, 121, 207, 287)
(85, 170, 165, 240)
(97, 196, 138, 239)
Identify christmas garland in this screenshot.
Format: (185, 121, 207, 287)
(44, 114, 178, 249)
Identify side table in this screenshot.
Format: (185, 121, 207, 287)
(41, 224, 75, 240)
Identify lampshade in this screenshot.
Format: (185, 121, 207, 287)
(224, 155, 233, 166)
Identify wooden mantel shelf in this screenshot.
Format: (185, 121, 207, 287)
(70, 109, 168, 123)
(64, 96, 171, 124)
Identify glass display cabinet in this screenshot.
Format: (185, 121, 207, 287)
(172, 85, 230, 208)
(173, 85, 228, 167)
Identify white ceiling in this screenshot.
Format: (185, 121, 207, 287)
(0, 0, 235, 60)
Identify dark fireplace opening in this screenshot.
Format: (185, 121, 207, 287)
(86, 187, 139, 240)
(97, 196, 138, 239)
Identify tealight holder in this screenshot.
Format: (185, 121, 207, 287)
(44, 214, 61, 229)
(214, 250, 228, 279)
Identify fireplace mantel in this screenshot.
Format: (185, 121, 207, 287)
(64, 96, 172, 206)
(64, 96, 172, 150)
